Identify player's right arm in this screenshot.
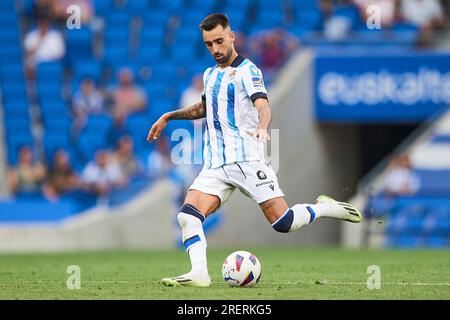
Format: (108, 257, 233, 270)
(146, 99, 206, 142)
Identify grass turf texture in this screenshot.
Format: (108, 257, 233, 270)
(0, 248, 449, 299)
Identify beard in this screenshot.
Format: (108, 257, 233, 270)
(214, 49, 232, 64)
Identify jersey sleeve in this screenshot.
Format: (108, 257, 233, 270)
(240, 64, 268, 104)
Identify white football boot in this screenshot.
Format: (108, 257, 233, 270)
(316, 195, 362, 223)
(161, 271, 211, 287)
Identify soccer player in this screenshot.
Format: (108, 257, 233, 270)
(147, 14, 362, 287)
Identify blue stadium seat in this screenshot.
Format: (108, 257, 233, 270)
(77, 133, 110, 161)
(152, 99, 176, 117)
(386, 212, 408, 234)
(0, 46, 22, 63)
(105, 12, 131, 29)
(103, 46, 129, 64)
(145, 81, 167, 101)
(125, 113, 153, 147)
(296, 9, 322, 30)
(43, 115, 72, 133)
(43, 134, 73, 160)
(38, 91, 64, 107)
(2, 101, 29, 117)
(71, 59, 103, 83)
(186, 59, 210, 76)
(392, 22, 419, 32)
(182, 12, 207, 28)
(4, 118, 31, 134)
(175, 28, 200, 42)
(430, 135, 450, 144)
(0, 30, 20, 46)
(0, 63, 26, 83)
(426, 236, 448, 248)
(332, 4, 360, 28)
(144, 11, 171, 28)
(158, 0, 184, 12)
(6, 134, 34, 164)
(0, 14, 18, 29)
(388, 235, 423, 248)
(36, 61, 63, 79)
(0, 1, 15, 11)
(136, 46, 163, 65)
(414, 170, 450, 195)
(40, 99, 69, 119)
(1, 85, 27, 106)
(150, 63, 177, 80)
(123, 0, 150, 14)
(66, 27, 94, 61)
(140, 28, 165, 46)
(170, 44, 196, 60)
(93, 0, 114, 17)
(0, 200, 82, 222)
(224, 0, 250, 11)
(83, 115, 113, 133)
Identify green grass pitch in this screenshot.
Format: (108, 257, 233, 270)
(1, 248, 449, 299)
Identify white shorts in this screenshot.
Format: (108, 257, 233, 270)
(188, 160, 285, 206)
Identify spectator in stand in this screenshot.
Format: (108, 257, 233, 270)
(24, 17, 65, 80)
(383, 154, 421, 197)
(179, 74, 205, 127)
(31, 0, 57, 21)
(113, 136, 143, 180)
(42, 149, 81, 202)
(7, 146, 46, 195)
(110, 68, 147, 121)
(259, 28, 299, 82)
(147, 135, 173, 179)
(234, 30, 250, 58)
(320, 0, 362, 40)
(179, 74, 203, 108)
(81, 149, 126, 196)
(71, 77, 105, 136)
(399, 0, 446, 45)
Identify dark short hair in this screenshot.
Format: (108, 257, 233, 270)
(199, 13, 230, 31)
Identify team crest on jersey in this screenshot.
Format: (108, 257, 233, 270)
(229, 69, 237, 80)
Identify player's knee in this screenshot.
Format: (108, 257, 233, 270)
(178, 203, 205, 227)
(271, 209, 294, 233)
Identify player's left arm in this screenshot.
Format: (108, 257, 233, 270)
(242, 63, 271, 143)
(247, 98, 272, 143)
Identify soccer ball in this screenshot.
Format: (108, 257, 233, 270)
(222, 250, 261, 287)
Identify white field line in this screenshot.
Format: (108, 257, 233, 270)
(3, 281, 450, 287)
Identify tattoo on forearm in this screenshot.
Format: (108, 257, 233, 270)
(168, 101, 206, 120)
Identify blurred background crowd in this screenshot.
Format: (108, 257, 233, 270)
(0, 0, 448, 208)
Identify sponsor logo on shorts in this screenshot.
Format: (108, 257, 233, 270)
(256, 170, 267, 180)
(256, 180, 274, 188)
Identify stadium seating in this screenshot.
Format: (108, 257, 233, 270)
(0, 0, 427, 223)
(367, 166, 450, 248)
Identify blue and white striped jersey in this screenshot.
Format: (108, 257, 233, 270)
(201, 55, 268, 169)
